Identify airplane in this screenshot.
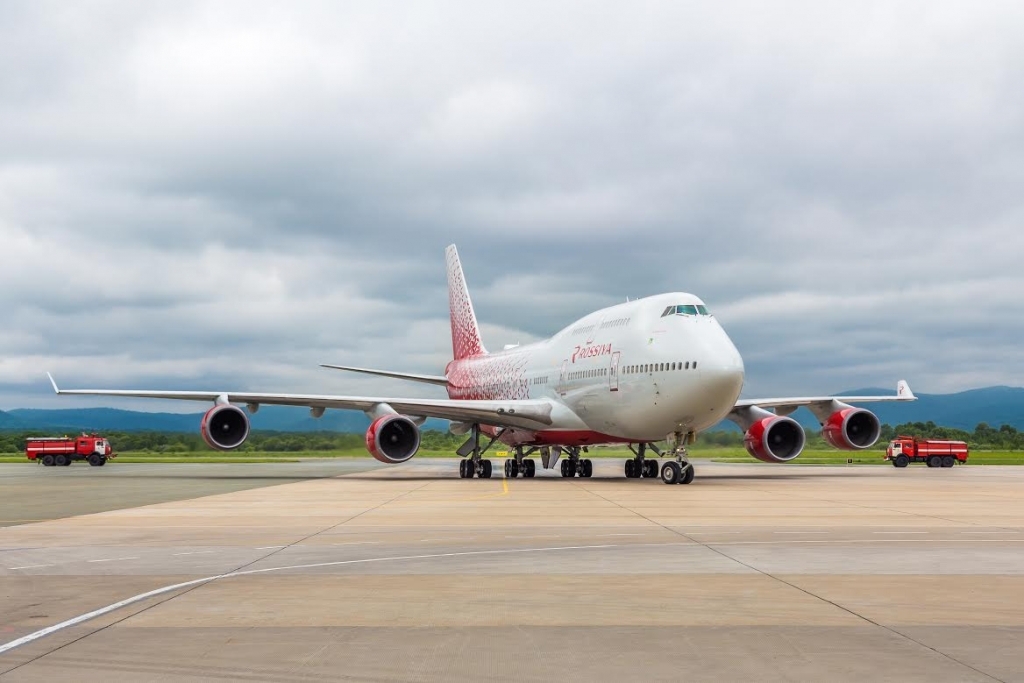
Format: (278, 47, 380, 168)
(47, 245, 917, 485)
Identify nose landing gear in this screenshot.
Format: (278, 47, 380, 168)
(659, 432, 696, 485)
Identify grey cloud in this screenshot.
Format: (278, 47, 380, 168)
(2, 0, 1024, 410)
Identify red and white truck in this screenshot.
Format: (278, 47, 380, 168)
(26, 434, 115, 467)
(885, 436, 968, 468)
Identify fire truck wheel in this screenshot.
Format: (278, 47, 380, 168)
(54, 454, 69, 467)
(88, 454, 102, 466)
(894, 454, 909, 468)
(42, 455, 55, 467)
(97, 457, 107, 466)
(941, 456, 955, 468)
(926, 456, 940, 468)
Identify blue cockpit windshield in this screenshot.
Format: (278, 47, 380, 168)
(661, 304, 711, 317)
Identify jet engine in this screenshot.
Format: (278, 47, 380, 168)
(822, 407, 881, 450)
(365, 414, 421, 463)
(201, 404, 250, 450)
(744, 415, 806, 463)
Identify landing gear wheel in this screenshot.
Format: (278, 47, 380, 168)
(460, 459, 474, 478)
(680, 463, 695, 485)
(523, 459, 536, 478)
(941, 456, 955, 468)
(480, 460, 492, 479)
(624, 459, 635, 478)
(509, 459, 520, 477)
(642, 460, 658, 478)
(55, 454, 69, 467)
(561, 460, 575, 478)
(894, 454, 909, 468)
(42, 455, 55, 467)
(661, 461, 681, 485)
(927, 456, 940, 468)
(581, 459, 593, 478)
(88, 454, 102, 466)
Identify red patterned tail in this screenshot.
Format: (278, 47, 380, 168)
(445, 245, 486, 360)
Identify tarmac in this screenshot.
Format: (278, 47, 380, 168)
(1, 458, 1023, 682)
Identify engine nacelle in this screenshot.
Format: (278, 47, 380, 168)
(744, 415, 806, 463)
(822, 407, 881, 450)
(200, 404, 250, 451)
(365, 414, 421, 463)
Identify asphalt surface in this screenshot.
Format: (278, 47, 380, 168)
(0, 461, 384, 527)
(2, 459, 1023, 682)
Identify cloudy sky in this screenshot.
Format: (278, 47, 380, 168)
(2, 0, 1023, 412)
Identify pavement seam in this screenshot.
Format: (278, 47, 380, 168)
(573, 477, 1008, 683)
(0, 478, 431, 675)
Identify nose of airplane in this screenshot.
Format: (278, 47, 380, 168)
(698, 321, 746, 406)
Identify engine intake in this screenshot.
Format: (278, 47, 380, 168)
(822, 407, 881, 450)
(366, 414, 421, 463)
(745, 415, 806, 463)
(201, 404, 250, 450)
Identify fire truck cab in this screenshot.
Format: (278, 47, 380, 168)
(886, 435, 968, 468)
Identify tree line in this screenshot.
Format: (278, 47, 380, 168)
(1, 422, 1022, 454)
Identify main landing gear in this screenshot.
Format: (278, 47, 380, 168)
(504, 446, 537, 478)
(624, 443, 660, 479)
(558, 446, 593, 478)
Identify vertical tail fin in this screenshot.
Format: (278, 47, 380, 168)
(445, 244, 486, 360)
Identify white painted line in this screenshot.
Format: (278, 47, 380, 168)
(687, 531, 741, 534)
(254, 546, 285, 550)
(0, 543, 617, 656)
(773, 531, 828, 534)
(173, 551, 217, 556)
(7, 564, 52, 570)
(873, 531, 929, 534)
(87, 557, 138, 563)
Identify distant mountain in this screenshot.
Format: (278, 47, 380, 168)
(4, 406, 450, 434)
(3, 386, 1022, 434)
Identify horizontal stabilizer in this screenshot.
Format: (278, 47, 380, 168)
(319, 364, 448, 387)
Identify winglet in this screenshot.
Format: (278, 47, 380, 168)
(897, 379, 915, 400)
(47, 372, 60, 394)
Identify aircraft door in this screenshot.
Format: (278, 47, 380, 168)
(609, 351, 620, 392)
(558, 360, 568, 395)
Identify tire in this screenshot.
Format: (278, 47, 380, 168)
(681, 464, 695, 485)
(42, 455, 55, 467)
(523, 459, 535, 478)
(88, 454, 102, 466)
(504, 460, 512, 477)
(98, 457, 107, 466)
(661, 461, 681, 485)
(894, 454, 909, 468)
(927, 456, 940, 468)
(54, 454, 69, 467)
(643, 460, 658, 478)
(942, 456, 955, 468)
(624, 459, 635, 478)
(481, 460, 492, 479)
(582, 459, 593, 478)
(510, 459, 519, 478)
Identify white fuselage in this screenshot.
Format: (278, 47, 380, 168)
(446, 292, 745, 445)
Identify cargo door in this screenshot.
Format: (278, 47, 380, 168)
(609, 351, 620, 392)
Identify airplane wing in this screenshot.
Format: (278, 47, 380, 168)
(733, 380, 916, 416)
(46, 374, 552, 429)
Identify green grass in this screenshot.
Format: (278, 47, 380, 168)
(4, 448, 1022, 465)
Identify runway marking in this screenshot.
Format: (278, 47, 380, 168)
(254, 546, 285, 550)
(0, 543, 616, 656)
(6, 565, 52, 570)
(87, 557, 138, 563)
(873, 531, 928, 534)
(172, 551, 216, 556)
(773, 531, 828, 534)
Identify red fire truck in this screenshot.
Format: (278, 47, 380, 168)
(26, 434, 115, 467)
(885, 436, 968, 468)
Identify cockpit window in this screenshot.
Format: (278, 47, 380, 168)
(662, 304, 711, 317)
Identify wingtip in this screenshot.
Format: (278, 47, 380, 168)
(46, 372, 59, 394)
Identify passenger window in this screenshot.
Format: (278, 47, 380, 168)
(685, 362, 689, 369)
(693, 361, 698, 369)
